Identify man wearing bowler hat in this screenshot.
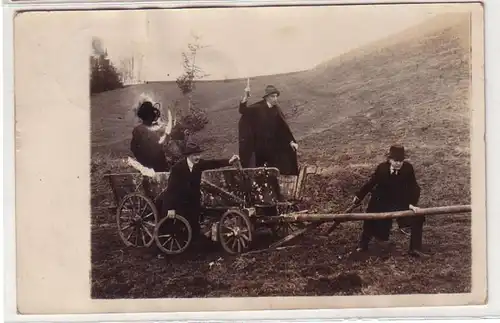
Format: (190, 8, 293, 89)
(237, 84, 299, 176)
(352, 145, 427, 257)
(157, 141, 240, 244)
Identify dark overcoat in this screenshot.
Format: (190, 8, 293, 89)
(238, 99, 299, 176)
(130, 124, 184, 172)
(355, 161, 421, 241)
(156, 158, 230, 231)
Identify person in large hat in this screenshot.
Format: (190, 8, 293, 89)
(237, 84, 299, 176)
(130, 99, 186, 172)
(156, 140, 240, 245)
(352, 145, 426, 256)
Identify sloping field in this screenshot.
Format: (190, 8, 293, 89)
(91, 13, 473, 298)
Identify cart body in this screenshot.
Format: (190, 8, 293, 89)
(105, 164, 310, 255)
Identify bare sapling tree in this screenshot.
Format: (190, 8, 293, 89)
(175, 34, 210, 132)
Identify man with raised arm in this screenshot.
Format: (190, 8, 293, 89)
(237, 82, 299, 176)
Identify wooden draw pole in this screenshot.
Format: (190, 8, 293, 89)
(324, 203, 360, 235)
(263, 204, 471, 249)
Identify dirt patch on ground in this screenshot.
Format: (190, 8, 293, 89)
(306, 273, 363, 295)
(91, 205, 471, 298)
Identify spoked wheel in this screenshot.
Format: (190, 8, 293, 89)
(116, 193, 158, 247)
(273, 221, 307, 238)
(273, 203, 307, 238)
(218, 209, 253, 255)
(154, 214, 192, 255)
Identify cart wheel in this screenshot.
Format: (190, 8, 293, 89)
(116, 192, 158, 247)
(273, 203, 306, 238)
(154, 214, 192, 255)
(272, 221, 307, 238)
(218, 209, 253, 255)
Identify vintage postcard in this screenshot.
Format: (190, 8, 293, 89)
(13, 1, 485, 315)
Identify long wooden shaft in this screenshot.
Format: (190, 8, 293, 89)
(270, 204, 355, 249)
(325, 203, 359, 235)
(269, 223, 322, 249)
(256, 205, 471, 225)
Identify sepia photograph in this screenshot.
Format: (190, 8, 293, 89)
(12, 1, 486, 315)
(88, 3, 483, 300)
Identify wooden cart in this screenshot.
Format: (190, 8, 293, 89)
(104, 165, 312, 255)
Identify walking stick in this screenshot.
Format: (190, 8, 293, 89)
(245, 78, 251, 98)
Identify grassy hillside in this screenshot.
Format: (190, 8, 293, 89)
(299, 13, 471, 209)
(91, 13, 473, 298)
(91, 13, 470, 159)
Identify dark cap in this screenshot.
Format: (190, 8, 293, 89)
(263, 85, 280, 98)
(183, 141, 203, 156)
(387, 144, 406, 161)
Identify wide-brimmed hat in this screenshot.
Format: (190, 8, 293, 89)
(137, 101, 161, 121)
(183, 141, 203, 156)
(387, 144, 406, 161)
(263, 85, 280, 98)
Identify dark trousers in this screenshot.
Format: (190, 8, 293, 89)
(177, 207, 201, 241)
(359, 218, 393, 249)
(358, 204, 410, 250)
(155, 193, 202, 240)
(359, 217, 425, 251)
(408, 216, 425, 251)
(255, 149, 275, 168)
(358, 227, 371, 250)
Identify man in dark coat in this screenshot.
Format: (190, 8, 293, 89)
(157, 141, 240, 242)
(237, 84, 299, 176)
(353, 145, 427, 256)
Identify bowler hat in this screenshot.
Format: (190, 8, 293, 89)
(183, 141, 203, 156)
(387, 145, 406, 161)
(263, 85, 280, 98)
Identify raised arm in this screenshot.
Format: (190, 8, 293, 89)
(239, 101, 247, 114)
(197, 158, 231, 172)
(238, 83, 253, 114)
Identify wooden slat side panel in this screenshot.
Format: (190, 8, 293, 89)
(279, 175, 297, 200)
(294, 166, 308, 200)
(107, 174, 141, 203)
(105, 172, 172, 204)
(201, 167, 281, 207)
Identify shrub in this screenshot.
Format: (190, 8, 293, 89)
(90, 38, 124, 94)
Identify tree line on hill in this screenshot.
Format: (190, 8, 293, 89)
(90, 36, 209, 133)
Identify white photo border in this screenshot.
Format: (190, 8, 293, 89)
(2, 0, 499, 321)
